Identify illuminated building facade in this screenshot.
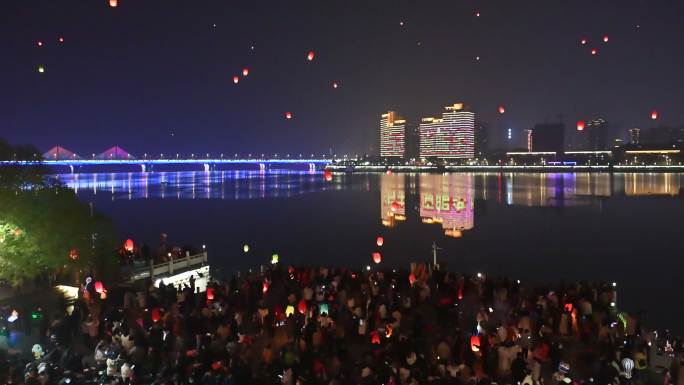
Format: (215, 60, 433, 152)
(586, 118, 608, 150)
(629, 128, 640, 144)
(380, 111, 406, 158)
(524, 129, 533, 152)
(419, 103, 475, 159)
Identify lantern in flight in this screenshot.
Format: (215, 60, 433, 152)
(206, 287, 215, 300)
(151, 308, 161, 323)
(470, 335, 481, 352)
(109, 0, 118, 7)
(124, 239, 134, 252)
(651, 110, 658, 120)
(319, 303, 329, 315)
(262, 281, 269, 294)
(242, 68, 249, 76)
(37, 41, 44, 47)
(580, 38, 587, 45)
(243, 244, 249, 253)
(576, 121, 585, 131)
(58, 37, 64, 43)
(603, 35, 609, 43)
(271, 254, 279, 264)
(69, 248, 78, 260)
(591, 48, 597, 56)
(94, 281, 105, 294)
(408, 273, 416, 286)
(324, 169, 333, 182)
(37, 65, 45, 74)
(372, 252, 382, 264)
(285, 111, 292, 119)
(307, 51, 315, 61)
(285, 305, 295, 317)
(498, 105, 505, 114)
(371, 331, 381, 344)
(298, 299, 307, 314)
(233, 76, 239, 84)
(332, 81, 338, 89)
(376, 236, 384, 247)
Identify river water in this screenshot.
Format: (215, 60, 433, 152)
(53, 170, 684, 332)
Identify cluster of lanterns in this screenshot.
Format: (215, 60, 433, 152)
(580, 34, 609, 56)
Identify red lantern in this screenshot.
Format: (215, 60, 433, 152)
(324, 169, 333, 182)
(242, 68, 249, 76)
(285, 111, 292, 119)
(371, 330, 381, 345)
(109, 0, 117, 7)
(151, 308, 161, 323)
(37, 40, 44, 47)
(564, 303, 574, 312)
(576, 121, 585, 131)
(603, 35, 609, 43)
(262, 281, 269, 294)
(385, 324, 393, 338)
(498, 105, 505, 114)
(580, 37, 587, 45)
(651, 110, 658, 120)
(94, 281, 104, 294)
(233, 76, 239, 84)
(307, 51, 315, 61)
(58, 37, 64, 43)
(408, 273, 416, 286)
(298, 299, 307, 314)
(457, 282, 464, 300)
(332, 81, 338, 89)
(376, 236, 384, 247)
(470, 335, 481, 352)
(590, 48, 597, 56)
(206, 287, 215, 301)
(124, 238, 134, 252)
(372, 252, 382, 264)
(69, 248, 79, 260)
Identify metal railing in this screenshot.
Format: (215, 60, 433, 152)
(128, 252, 208, 282)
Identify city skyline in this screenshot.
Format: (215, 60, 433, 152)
(2, 1, 684, 157)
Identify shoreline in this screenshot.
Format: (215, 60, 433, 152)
(327, 164, 684, 173)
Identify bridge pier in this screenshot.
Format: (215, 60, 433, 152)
(308, 163, 316, 173)
(141, 164, 146, 173)
(69, 165, 74, 174)
(203, 163, 210, 172)
(259, 163, 266, 173)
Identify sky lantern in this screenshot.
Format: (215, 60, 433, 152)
(324, 169, 333, 182)
(591, 48, 597, 56)
(206, 287, 215, 300)
(332, 81, 338, 89)
(271, 253, 279, 264)
(385, 324, 393, 338)
(37, 41, 44, 47)
(372, 252, 382, 264)
(58, 36, 64, 43)
(233, 75, 239, 84)
(603, 35, 609, 43)
(580, 37, 587, 45)
(319, 303, 329, 315)
(498, 105, 505, 114)
(37, 65, 45, 74)
(376, 236, 384, 247)
(651, 110, 658, 120)
(576, 121, 585, 131)
(408, 273, 417, 286)
(124, 238, 134, 252)
(285, 111, 293, 119)
(564, 303, 574, 312)
(243, 244, 249, 253)
(69, 248, 78, 260)
(285, 305, 295, 317)
(151, 308, 162, 323)
(242, 68, 249, 76)
(94, 281, 105, 294)
(470, 335, 481, 352)
(371, 331, 381, 344)
(298, 299, 307, 314)
(399, 21, 404, 27)
(109, 0, 118, 7)
(475, 11, 481, 17)
(307, 51, 315, 61)
(262, 281, 269, 294)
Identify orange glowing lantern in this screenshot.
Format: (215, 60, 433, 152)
(324, 169, 333, 182)
(376, 236, 384, 247)
(564, 303, 574, 312)
(262, 281, 269, 294)
(58, 37, 64, 43)
(206, 287, 215, 300)
(576, 121, 585, 131)
(151, 308, 161, 323)
(233, 76, 239, 84)
(332, 81, 338, 89)
(651, 110, 658, 120)
(94, 281, 104, 294)
(109, 0, 117, 7)
(372, 252, 382, 264)
(285, 111, 292, 119)
(307, 51, 315, 61)
(470, 335, 481, 352)
(385, 324, 393, 338)
(498, 105, 505, 114)
(371, 331, 381, 344)
(124, 238, 134, 252)
(69, 249, 79, 261)
(242, 68, 249, 76)
(298, 299, 307, 314)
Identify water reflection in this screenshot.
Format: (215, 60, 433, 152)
(380, 172, 684, 234)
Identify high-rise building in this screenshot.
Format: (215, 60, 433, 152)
(380, 111, 406, 158)
(586, 118, 608, 150)
(628, 128, 640, 145)
(524, 129, 534, 152)
(419, 103, 475, 159)
(404, 124, 421, 160)
(531, 122, 565, 153)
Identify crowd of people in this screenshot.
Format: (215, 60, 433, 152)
(1, 262, 682, 385)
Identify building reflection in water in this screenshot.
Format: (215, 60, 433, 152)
(623, 173, 681, 196)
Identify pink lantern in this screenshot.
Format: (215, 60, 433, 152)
(307, 51, 315, 61)
(94, 281, 104, 294)
(372, 252, 382, 264)
(124, 238, 134, 252)
(376, 236, 384, 247)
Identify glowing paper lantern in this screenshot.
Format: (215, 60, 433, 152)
(475, 11, 481, 17)
(591, 48, 597, 56)
(307, 51, 315, 61)
(498, 105, 505, 114)
(470, 335, 481, 352)
(372, 252, 382, 264)
(408, 273, 416, 286)
(109, 0, 118, 7)
(332, 81, 338, 89)
(233, 76, 239, 84)
(385, 324, 393, 338)
(651, 110, 658, 120)
(603, 35, 609, 43)
(399, 21, 404, 26)
(124, 238, 134, 252)
(285, 111, 292, 119)
(576, 121, 585, 131)
(319, 303, 329, 315)
(151, 308, 161, 323)
(580, 38, 587, 45)
(271, 254, 279, 264)
(69, 248, 78, 260)
(564, 303, 574, 312)
(386, 170, 392, 175)
(262, 281, 269, 294)
(243, 244, 249, 253)
(371, 331, 381, 344)
(38, 65, 45, 74)
(242, 68, 249, 76)
(58, 37, 64, 43)
(324, 169, 333, 182)
(8, 310, 19, 323)
(94, 281, 104, 294)
(37, 41, 44, 47)
(376, 236, 384, 247)
(285, 305, 295, 317)
(298, 299, 307, 314)
(206, 287, 215, 300)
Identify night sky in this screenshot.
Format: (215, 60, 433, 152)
(2, 0, 684, 157)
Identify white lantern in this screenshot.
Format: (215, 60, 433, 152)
(621, 357, 635, 379)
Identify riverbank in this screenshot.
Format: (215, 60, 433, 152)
(326, 164, 684, 173)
